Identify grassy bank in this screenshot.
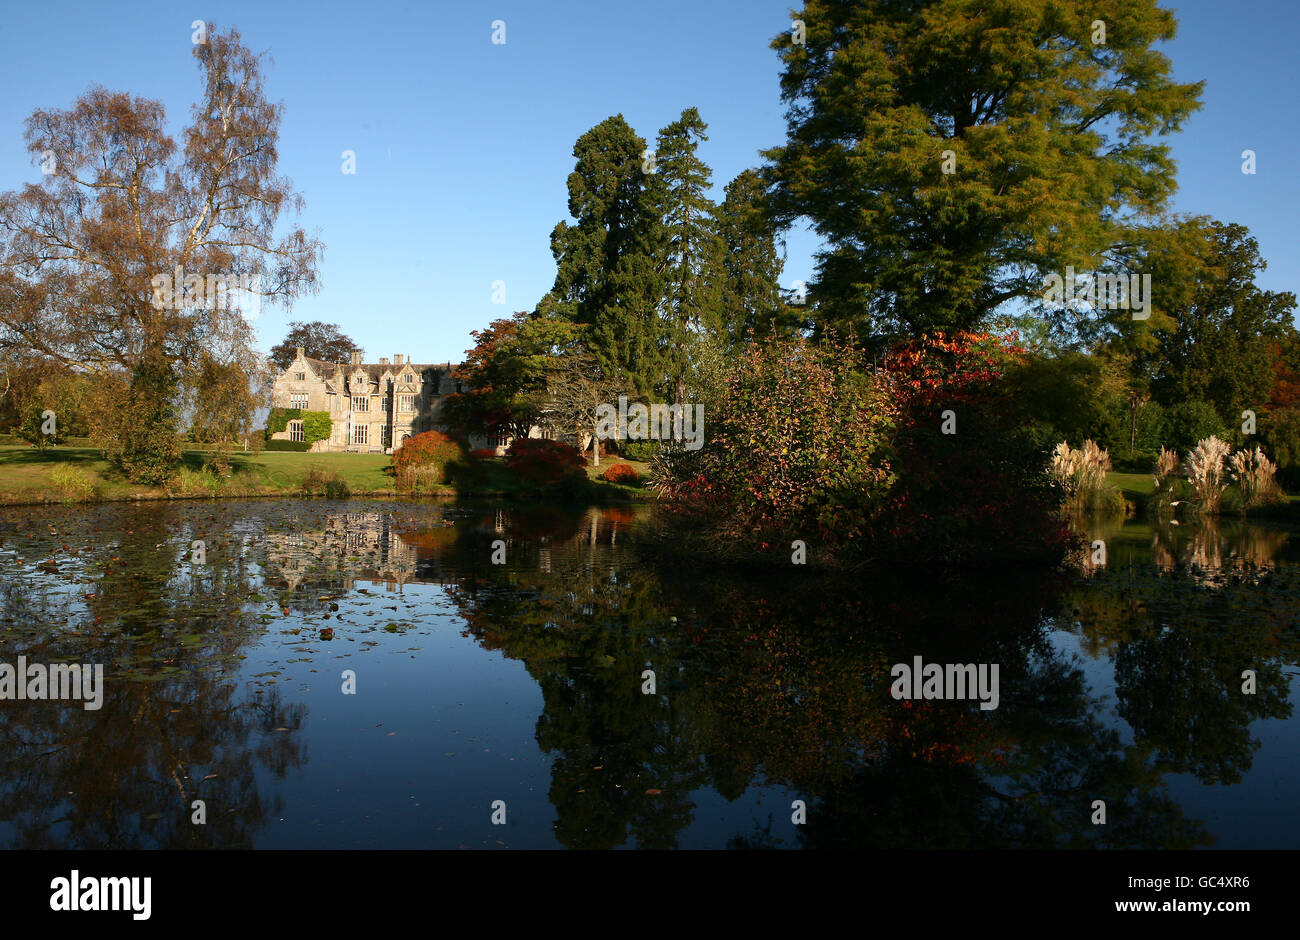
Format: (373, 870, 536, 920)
(1106, 468, 1300, 518)
(0, 446, 651, 505)
(1108, 471, 1158, 506)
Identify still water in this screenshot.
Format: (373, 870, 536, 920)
(0, 499, 1296, 848)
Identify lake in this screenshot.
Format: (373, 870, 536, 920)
(0, 499, 1296, 849)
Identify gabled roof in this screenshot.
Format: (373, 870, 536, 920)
(283, 354, 458, 391)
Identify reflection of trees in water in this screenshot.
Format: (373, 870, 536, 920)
(0, 503, 308, 848)
(1060, 513, 1296, 787)
(439, 507, 1211, 849)
(1, 499, 1266, 849)
(802, 652, 1211, 848)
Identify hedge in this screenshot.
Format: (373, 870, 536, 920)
(264, 439, 312, 452)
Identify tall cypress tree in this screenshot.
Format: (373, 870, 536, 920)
(649, 107, 723, 400)
(714, 168, 790, 346)
(541, 115, 663, 397)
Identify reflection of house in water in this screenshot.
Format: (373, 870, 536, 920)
(264, 511, 425, 591)
(260, 505, 635, 594)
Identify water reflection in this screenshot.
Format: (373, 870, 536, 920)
(0, 500, 1295, 848)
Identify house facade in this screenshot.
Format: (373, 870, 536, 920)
(269, 348, 482, 454)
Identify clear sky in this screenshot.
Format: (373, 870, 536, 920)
(1, 0, 1296, 364)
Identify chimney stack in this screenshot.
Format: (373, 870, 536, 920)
(351, 350, 362, 366)
(296, 346, 305, 359)
(379, 357, 389, 366)
(394, 354, 403, 366)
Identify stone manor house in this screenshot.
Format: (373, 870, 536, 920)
(268, 348, 496, 454)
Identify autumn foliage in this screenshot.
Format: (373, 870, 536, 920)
(505, 438, 588, 488)
(600, 462, 640, 484)
(653, 331, 1070, 566)
(392, 430, 463, 491)
(654, 335, 896, 555)
(877, 331, 1071, 562)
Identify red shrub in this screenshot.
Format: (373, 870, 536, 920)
(600, 462, 640, 484)
(877, 331, 1071, 562)
(391, 431, 463, 490)
(505, 437, 586, 486)
(470, 448, 497, 460)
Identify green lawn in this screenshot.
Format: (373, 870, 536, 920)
(0, 446, 398, 504)
(0, 445, 653, 505)
(1108, 470, 1157, 501)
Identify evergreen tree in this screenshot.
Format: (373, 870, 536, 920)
(714, 168, 790, 346)
(541, 116, 663, 397)
(648, 108, 724, 400)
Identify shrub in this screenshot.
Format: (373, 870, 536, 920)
(470, 448, 497, 460)
(1049, 440, 1110, 497)
(600, 462, 640, 484)
(651, 331, 1072, 566)
(655, 335, 895, 549)
(299, 467, 351, 499)
(392, 430, 462, 492)
(174, 467, 224, 497)
(1048, 440, 1123, 513)
(880, 331, 1071, 562)
(14, 403, 65, 451)
(88, 356, 182, 485)
(264, 439, 312, 452)
(1261, 405, 1300, 488)
(505, 437, 587, 489)
(619, 439, 658, 461)
(1185, 436, 1232, 513)
(48, 464, 98, 503)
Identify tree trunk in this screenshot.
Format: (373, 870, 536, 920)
(1130, 396, 1138, 455)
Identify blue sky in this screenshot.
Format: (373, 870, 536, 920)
(1, 0, 1296, 364)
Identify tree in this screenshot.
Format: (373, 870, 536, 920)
(0, 357, 91, 443)
(184, 349, 271, 471)
(14, 402, 64, 452)
(268, 321, 359, 370)
(540, 116, 663, 397)
(89, 355, 182, 484)
(442, 311, 579, 443)
(648, 108, 724, 399)
(714, 169, 791, 346)
(0, 24, 321, 481)
(1146, 219, 1297, 422)
(543, 349, 631, 467)
(763, 0, 1204, 337)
